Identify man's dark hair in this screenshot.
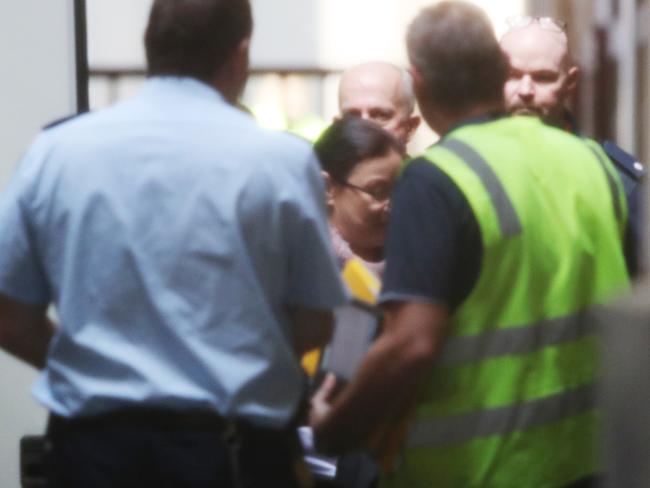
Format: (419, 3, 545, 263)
(407, 1, 507, 115)
(314, 116, 405, 183)
(145, 0, 253, 82)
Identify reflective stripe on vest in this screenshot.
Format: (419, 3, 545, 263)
(407, 384, 595, 448)
(440, 138, 522, 237)
(437, 309, 596, 366)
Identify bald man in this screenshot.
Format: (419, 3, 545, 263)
(501, 18, 643, 276)
(500, 20, 578, 128)
(339, 61, 420, 146)
(329, 62, 420, 488)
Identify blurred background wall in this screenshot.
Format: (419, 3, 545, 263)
(529, 0, 650, 164)
(0, 3, 78, 487)
(86, 0, 525, 153)
(83, 0, 650, 158)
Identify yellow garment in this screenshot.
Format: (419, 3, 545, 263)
(301, 258, 407, 470)
(301, 258, 379, 376)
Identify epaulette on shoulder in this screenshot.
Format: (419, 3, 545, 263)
(42, 113, 82, 131)
(602, 140, 644, 181)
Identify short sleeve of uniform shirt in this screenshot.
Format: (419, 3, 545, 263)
(0, 144, 50, 305)
(271, 146, 349, 309)
(380, 157, 482, 312)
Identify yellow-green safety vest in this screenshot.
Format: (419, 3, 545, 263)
(382, 116, 629, 488)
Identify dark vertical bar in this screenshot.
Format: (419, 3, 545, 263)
(635, 42, 647, 163)
(594, 27, 617, 142)
(74, 0, 89, 113)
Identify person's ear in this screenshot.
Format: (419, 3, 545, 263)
(219, 38, 250, 104)
(233, 38, 250, 79)
(565, 65, 579, 94)
(322, 171, 336, 209)
(405, 114, 421, 142)
(409, 65, 424, 96)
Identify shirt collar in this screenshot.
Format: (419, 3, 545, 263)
(446, 111, 504, 135)
(140, 76, 227, 105)
(563, 109, 580, 135)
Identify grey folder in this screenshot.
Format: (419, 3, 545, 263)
(321, 300, 382, 381)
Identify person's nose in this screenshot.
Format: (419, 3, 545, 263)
(518, 75, 535, 99)
(380, 198, 391, 215)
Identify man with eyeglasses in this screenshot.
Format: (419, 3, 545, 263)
(501, 15, 643, 276)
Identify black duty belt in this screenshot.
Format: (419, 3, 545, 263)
(48, 408, 231, 433)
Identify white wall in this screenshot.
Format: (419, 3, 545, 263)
(87, 0, 151, 69)
(0, 2, 77, 189)
(84, 0, 526, 155)
(86, 1, 526, 73)
(250, 0, 319, 67)
(0, 2, 77, 487)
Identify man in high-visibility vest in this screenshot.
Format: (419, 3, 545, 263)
(310, 2, 629, 487)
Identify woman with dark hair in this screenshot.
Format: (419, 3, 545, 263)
(306, 117, 404, 488)
(314, 116, 405, 277)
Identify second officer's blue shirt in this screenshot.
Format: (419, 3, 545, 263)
(0, 77, 346, 427)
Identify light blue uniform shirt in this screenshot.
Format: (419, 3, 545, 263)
(0, 77, 346, 427)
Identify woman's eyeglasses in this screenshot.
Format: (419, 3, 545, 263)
(334, 179, 392, 203)
(506, 15, 567, 33)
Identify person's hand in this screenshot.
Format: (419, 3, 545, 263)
(309, 373, 338, 429)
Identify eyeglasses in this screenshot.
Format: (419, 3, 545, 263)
(506, 15, 567, 33)
(334, 178, 392, 203)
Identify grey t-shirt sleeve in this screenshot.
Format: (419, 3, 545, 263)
(0, 149, 50, 304)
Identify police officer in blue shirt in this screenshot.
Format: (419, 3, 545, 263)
(500, 17, 643, 276)
(0, 1, 347, 487)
